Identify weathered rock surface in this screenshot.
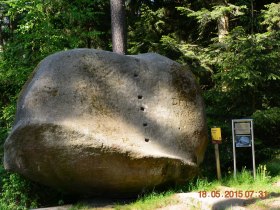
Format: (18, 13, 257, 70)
(4, 49, 208, 196)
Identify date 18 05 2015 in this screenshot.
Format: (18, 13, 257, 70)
(198, 190, 268, 198)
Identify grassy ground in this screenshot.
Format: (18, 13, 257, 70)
(69, 162, 280, 210)
(69, 191, 179, 210)
(114, 191, 178, 210)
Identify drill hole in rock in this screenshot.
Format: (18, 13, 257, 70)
(138, 95, 143, 99)
(140, 107, 145, 111)
(145, 138, 150, 142)
(134, 73, 139, 77)
(143, 123, 148, 127)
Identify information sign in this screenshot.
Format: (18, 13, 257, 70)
(235, 122, 251, 135)
(232, 119, 256, 179)
(233, 121, 252, 147)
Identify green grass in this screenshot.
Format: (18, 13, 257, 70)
(224, 165, 279, 193)
(69, 191, 178, 210)
(186, 178, 221, 192)
(31, 164, 280, 209)
(115, 191, 178, 210)
(187, 165, 279, 193)
(69, 203, 89, 210)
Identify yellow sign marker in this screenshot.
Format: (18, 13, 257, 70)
(211, 127, 222, 141)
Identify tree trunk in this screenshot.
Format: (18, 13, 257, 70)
(0, 23, 3, 52)
(250, 0, 254, 34)
(0, 12, 4, 52)
(217, 14, 229, 42)
(110, 0, 127, 54)
(216, 0, 229, 42)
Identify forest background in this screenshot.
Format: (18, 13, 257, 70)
(0, 0, 279, 208)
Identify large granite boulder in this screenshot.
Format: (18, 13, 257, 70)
(4, 49, 208, 196)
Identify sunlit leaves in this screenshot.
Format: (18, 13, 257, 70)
(261, 3, 280, 31)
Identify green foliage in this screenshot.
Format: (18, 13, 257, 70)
(6, 0, 110, 50)
(261, 3, 280, 31)
(127, 1, 197, 59)
(253, 107, 280, 148)
(208, 29, 280, 115)
(128, 4, 168, 54)
(0, 103, 16, 129)
(177, 4, 247, 38)
(0, 102, 15, 160)
(0, 172, 38, 210)
(266, 158, 280, 176)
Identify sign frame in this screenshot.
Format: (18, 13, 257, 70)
(232, 119, 256, 179)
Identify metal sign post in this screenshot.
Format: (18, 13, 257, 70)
(232, 119, 256, 179)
